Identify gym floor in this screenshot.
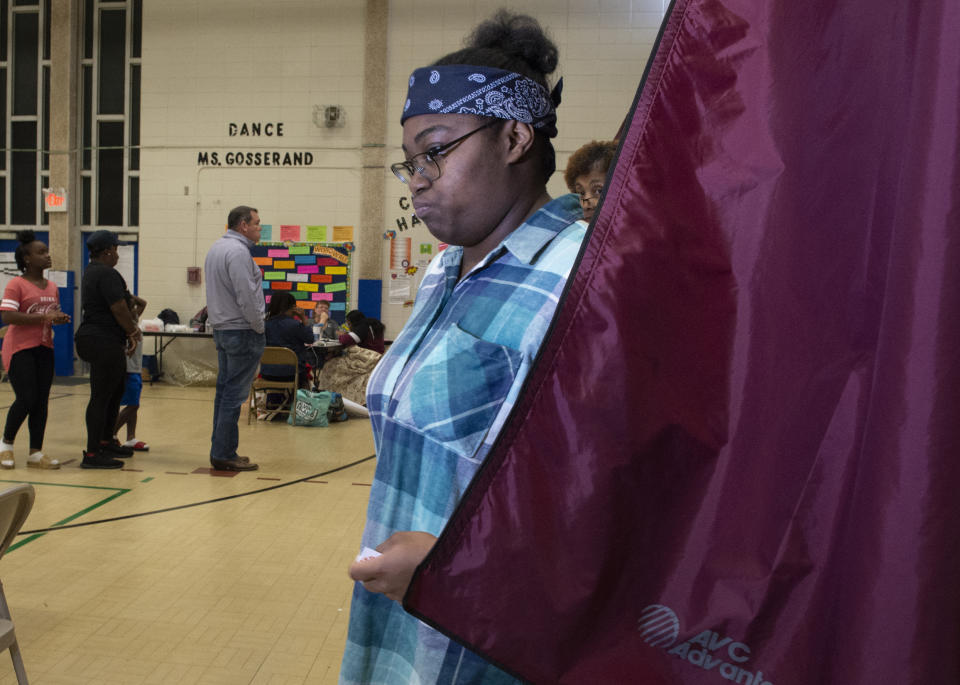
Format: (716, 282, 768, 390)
(0, 378, 376, 684)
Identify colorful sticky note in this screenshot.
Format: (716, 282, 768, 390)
(297, 283, 319, 292)
(306, 225, 327, 242)
(291, 291, 307, 300)
(325, 266, 347, 275)
(280, 225, 301, 241)
(260, 224, 273, 241)
(310, 274, 332, 283)
(330, 302, 346, 311)
(264, 271, 285, 280)
(288, 245, 310, 255)
(262, 281, 271, 289)
(316, 258, 340, 266)
(267, 248, 289, 258)
(294, 255, 316, 264)
(286, 273, 308, 282)
(332, 225, 354, 242)
(324, 282, 347, 293)
(300, 301, 316, 310)
(272, 281, 293, 290)
(311, 293, 334, 301)
(420, 243, 433, 254)
(273, 260, 295, 269)
(253, 257, 273, 266)
(297, 265, 319, 274)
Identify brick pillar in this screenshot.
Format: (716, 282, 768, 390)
(357, 0, 388, 285)
(48, 0, 80, 273)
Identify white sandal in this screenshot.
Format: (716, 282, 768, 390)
(0, 449, 13, 470)
(27, 452, 60, 470)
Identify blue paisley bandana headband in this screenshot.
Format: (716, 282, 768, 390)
(401, 65, 562, 138)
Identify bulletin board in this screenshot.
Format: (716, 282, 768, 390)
(252, 242, 351, 323)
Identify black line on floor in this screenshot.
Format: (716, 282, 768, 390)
(16, 454, 376, 535)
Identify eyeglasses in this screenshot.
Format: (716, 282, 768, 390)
(391, 120, 499, 185)
(576, 184, 605, 202)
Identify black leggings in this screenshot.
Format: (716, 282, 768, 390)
(75, 334, 126, 454)
(3, 346, 55, 450)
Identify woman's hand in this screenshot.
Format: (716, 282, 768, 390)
(130, 295, 148, 317)
(348, 531, 437, 602)
(126, 328, 142, 355)
(43, 309, 71, 325)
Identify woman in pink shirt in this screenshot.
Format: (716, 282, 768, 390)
(0, 230, 70, 469)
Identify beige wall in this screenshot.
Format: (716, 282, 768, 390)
(137, 0, 665, 335)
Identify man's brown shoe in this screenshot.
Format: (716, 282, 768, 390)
(211, 458, 258, 471)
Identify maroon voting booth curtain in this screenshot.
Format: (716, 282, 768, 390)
(404, 0, 960, 683)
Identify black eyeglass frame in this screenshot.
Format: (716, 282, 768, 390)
(391, 119, 500, 184)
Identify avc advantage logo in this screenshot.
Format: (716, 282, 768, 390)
(638, 604, 775, 685)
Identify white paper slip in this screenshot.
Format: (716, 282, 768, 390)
(355, 546, 382, 562)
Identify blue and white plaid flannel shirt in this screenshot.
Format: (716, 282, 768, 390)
(340, 194, 586, 684)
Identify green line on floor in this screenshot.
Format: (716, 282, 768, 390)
(141, 477, 154, 483)
(4, 486, 130, 553)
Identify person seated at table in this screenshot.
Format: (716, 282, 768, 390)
(339, 309, 386, 355)
(564, 139, 617, 222)
(312, 300, 342, 339)
(261, 292, 317, 387)
(312, 310, 386, 406)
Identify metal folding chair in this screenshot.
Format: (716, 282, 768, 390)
(247, 346, 300, 424)
(0, 483, 34, 684)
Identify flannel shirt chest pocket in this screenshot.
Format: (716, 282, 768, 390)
(391, 323, 523, 459)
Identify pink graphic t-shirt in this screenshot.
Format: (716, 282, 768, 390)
(1, 276, 60, 370)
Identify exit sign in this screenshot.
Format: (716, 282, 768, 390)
(43, 187, 68, 212)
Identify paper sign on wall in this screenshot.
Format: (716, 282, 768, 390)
(389, 273, 412, 304)
(332, 225, 354, 242)
(391, 237, 412, 270)
(280, 225, 301, 242)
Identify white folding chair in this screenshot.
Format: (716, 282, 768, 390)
(0, 483, 35, 684)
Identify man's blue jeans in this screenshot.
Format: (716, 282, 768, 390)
(210, 328, 265, 463)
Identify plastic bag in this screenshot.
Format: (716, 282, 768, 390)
(287, 389, 332, 427)
(327, 392, 348, 423)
